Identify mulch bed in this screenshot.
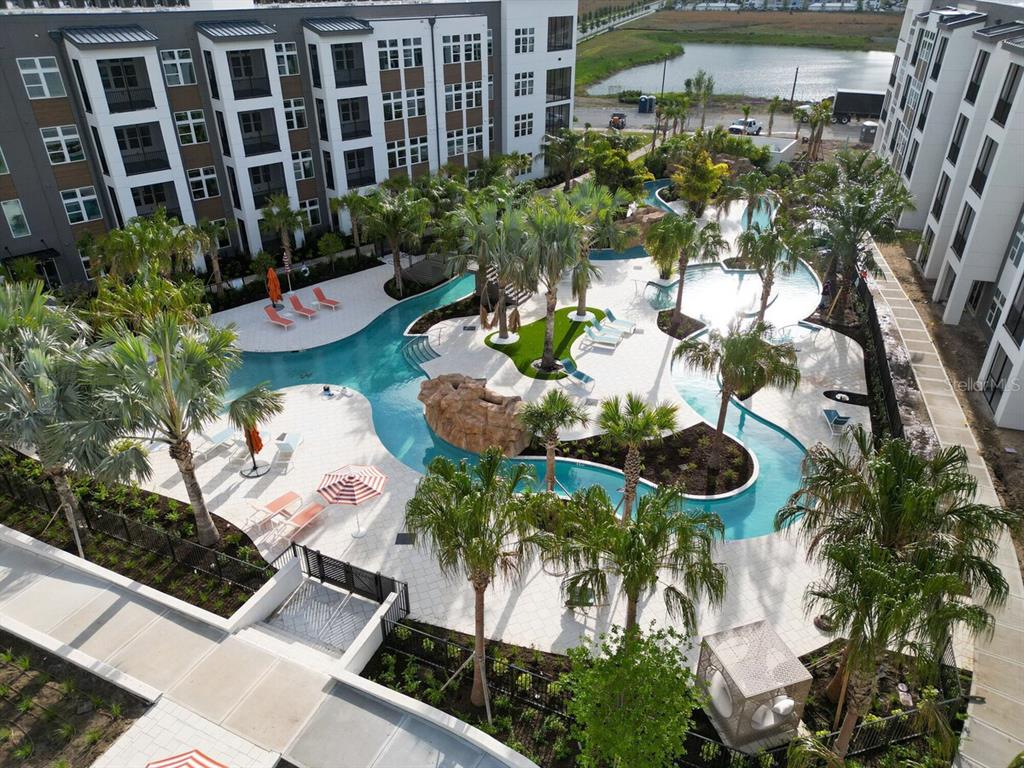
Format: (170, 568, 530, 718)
(0, 630, 147, 767)
(656, 309, 705, 340)
(407, 285, 497, 335)
(384, 274, 448, 300)
(524, 421, 755, 496)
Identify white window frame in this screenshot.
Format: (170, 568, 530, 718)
(463, 33, 482, 63)
(174, 110, 208, 146)
(445, 83, 463, 112)
(187, 166, 220, 200)
(487, 28, 493, 58)
(275, 42, 299, 76)
(446, 129, 465, 158)
(403, 37, 424, 68)
(409, 135, 429, 165)
(283, 98, 306, 131)
(17, 57, 66, 99)
(60, 186, 102, 224)
(466, 80, 483, 109)
(513, 112, 533, 137)
(387, 139, 407, 170)
(378, 39, 401, 71)
(160, 49, 196, 87)
(488, 74, 494, 101)
(2, 199, 31, 238)
(292, 149, 314, 181)
(514, 71, 534, 97)
(299, 198, 320, 227)
(40, 125, 84, 165)
(442, 34, 462, 65)
(514, 28, 535, 55)
(383, 90, 404, 122)
(467, 125, 484, 153)
(0, 146, 7, 174)
(986, 287, 1005, 330)
(488, 116, 494, 144)
(406, 88, 426, 118)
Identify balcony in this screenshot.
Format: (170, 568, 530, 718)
(251, 183, 287, 209)
(232, 75, 271, 100)
(242, 134, 280, 156)
(334, 68, 366, 89)
(121, 149, 170, 175)
(105, 86, 155, 114)
(99, 57, 154, 114)
(131, 182, 179, 219)
(228, 50, 271, 100)
(116, 123, 169, 176)
(345, 170, 375, 188)
(332, 42, 366, 89)
(341, 120, 372, 141)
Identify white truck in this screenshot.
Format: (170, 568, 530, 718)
(728, 118, 763, 136)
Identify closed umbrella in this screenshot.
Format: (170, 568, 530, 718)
(267, 267, 282, 306)
(317, 464, 387, 538)
(241, 424, 268, 478)
(147, 750, 228, 768)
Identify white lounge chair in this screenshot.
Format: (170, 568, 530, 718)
(196, 427, 238, 460)
(584, 326, 621, 348)
(590, 319, 626, 337)
(603, 309, 636, 333)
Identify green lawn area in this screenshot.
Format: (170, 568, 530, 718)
(575, 30, 684, 92)
(485, 307, 605, 380)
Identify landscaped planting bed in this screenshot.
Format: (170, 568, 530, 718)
(407, 286, 496, 335)
(484, 308, 606, 380)
(656, 309, 706, 341)
(0, 631, 147, 767)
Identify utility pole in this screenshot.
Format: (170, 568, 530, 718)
(660, 55, 669, 96)
(789, 66, 799, 105)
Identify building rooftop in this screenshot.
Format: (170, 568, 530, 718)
(195, 20, 277, 39)
(303, 17, 374, 35)
(62, 24, 159, 45)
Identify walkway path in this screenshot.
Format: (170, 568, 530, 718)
(872, 248, 1024, 768)
(0, 532, 528, 768)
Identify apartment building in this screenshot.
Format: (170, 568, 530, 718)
(874, 0, 1023, 429)
(0, 0, 577, 286)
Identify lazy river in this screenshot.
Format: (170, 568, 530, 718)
(228, 182, 820, 539)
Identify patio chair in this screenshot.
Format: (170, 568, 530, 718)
(271, 440, 301, 474)
(584, 326, 621, 348)
(603, 309, 636, 334)
(590, 318, 626, 337)
(265, 306, 294, 330)
(196, 427, 238, 460)
(823, 408, 851, 435)
(560, 358, 594, 386)
(289, 294, 318, 319)
(276, 499, 326, 539)
(245, 490, 302, 533)
(312, 287, 341, 310)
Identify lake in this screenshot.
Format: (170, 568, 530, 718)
(587, 42, 895, 101)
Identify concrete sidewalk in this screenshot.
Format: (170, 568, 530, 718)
(872, 250, 1024, 768)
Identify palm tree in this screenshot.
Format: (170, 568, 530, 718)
(195, 218, 233, 295)
(96, 208, 201, 279)
(544, 128, 586, 191)
(644, 214, 726, 332)
(798, 149, 913, 319)
(524, 193, 588, 371)
(90, 272, 208, 334)
(767, 95, 782, 136)
(673, 323, 800, 472)
(689, 69, 715, 131)
(331, 190, 370, 256)
(736, 219, 805, 324)
(259, 194, 306, 293)
(365, 187, 431, 298)
(805, 100, 832, 162)
(89, 315, 283, 547)
(567, 180, 633, 318)
(0, 283, 143, 558)
(405, 448, 537, 708)
(538, 485, 725, 632)
(445, 198, 500, 316)
(730, 171, 773, 230)
(519, 390, 589, 493)
(597, 393, 678, 522)
(487, 204, 531, 340)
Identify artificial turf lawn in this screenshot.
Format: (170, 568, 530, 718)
(485, 307, 605, 380)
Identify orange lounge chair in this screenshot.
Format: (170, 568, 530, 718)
(312, 287, 341, 310)
(265, 306, 294, 329)
(245, 490, 301, 532)
(289, 294, 317, 319)
(278, 500, 325, 538)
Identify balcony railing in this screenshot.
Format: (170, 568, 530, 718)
(121, 151, 170, 175)
(970, 169, 987, 196)
(993, 98, 1011, 126)
(105, 87, 155, 114)
(947, 142, 961, 164)
(965, 81, 980, 104)
(231, 76, 271, 100)
(252, 184, 287, 209)
(345, 170, 375, 188)
(137, 205, 181, 221)
(340, 120, 372, 141)
(242, 136, 280, 156)
(931, 198, 945, 219)
(334, 68, 366, 88)
(952, 231, 967, 257)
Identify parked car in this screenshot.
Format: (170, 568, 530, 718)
(728, 118, 762, 135)
(609, 112, 627, 129)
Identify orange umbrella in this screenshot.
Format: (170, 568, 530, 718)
(245, 426, 264, 455)
(267, 268, 282, 304)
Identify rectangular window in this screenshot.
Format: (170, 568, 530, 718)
(971, 136, 997, 195)
(488, 116, 494, 144)
(174, 109, 208, 145)
(947, 114, 968, 165)
(308, 44, 322, 89)
(211, 218, 232, 250)
(466, 124, 484, 153)
(72, 60, 91, 113)
(409, 135, 429, 165)
(322, 150, 335, 189)
(514, 71, 534, 97)
(983, 344, 1012, 412)
(284, 98, 306, 131)
(332, 43, 365, 88)
(899, 75, 911, 110)
(917, 90, 932, 131)
(546, 67, 572, 102)
(275, 42, 299, 76)
(2, 200, 30, 237)
(383, 90, 404, 121)
(0, 146, 7, 174)
(910, 28, 924, 66)
(446, 129, 464, 158)
(17, 57, 66, 99)
(186, 166, 219, 200)
(203, 50, 219, 99)
(965, 50, 989, 105)
(904, 139, 919, 179)
(442, 34, 462, 65)
(1009, 215, 1024, 268)
(60, 186, 101, 224)
(160, 49, 196, 87)
(487, 28, 493, 58)
(993, 63, 1021, 127)
(40, 125, 84, 164)
(466, 81, 483, 109)
(488, 74, 494, 101)
(888, 56, 899, 87)
(514, 112, 533, 137)
(338, 97, 371, 139)
(406, 88, 426, 117)
(378, 39, 400, 71)
(986, 287, 1005, 331)
(227, 167, 240, 209)
(215, 111, 230, 157)
(463, 33, 482, 63)
(91, 127, 109, 174)
(1004, 280, 1024, 347)
(547, 16, 574, 52)
(514, 28, 535, 55)
(299, 198, 320, 227)
(344, 147, 375, 187)
(931, 173, 950, 219)
(919, 225, 934, 265)
(403, 37, 424, 68)
(387, 139, 407, 170)
(445, 83, 463, 112)
(228, 51, 255, 79)
(952, 203, 975, 257)
(292, 149, 314, 181)
(930, 37, 947, 80)
(316, 98, 328, 141)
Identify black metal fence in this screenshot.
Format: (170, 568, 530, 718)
(291, 543, 410, 610)
(857, 277, 905, 439)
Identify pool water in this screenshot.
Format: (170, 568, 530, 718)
(228, 180, 821, 540)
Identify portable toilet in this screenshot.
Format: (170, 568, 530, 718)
(638, 95, 649, 114)
(647, 94, 657, 113)
(859, 121, 878, 145)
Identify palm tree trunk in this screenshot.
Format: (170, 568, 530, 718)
(758, 272, 774, 324)
(541, 288, 558, 371)
(496, 288, 509, 339)
(49, 468, 87, 558)
(352, 218, 362, 253)
(282, 229, 294, 294)
(576, 281, 587, 319)
(210, 249, 224, 295)
(833, 673, 872, 758)
(711, 386, 731, 472)
(470, 578, 489, 708)
(768, 114, 774, 136)
(625, 591, 639, 632)
(169, 439, 220, 547)
(672, 257, 688, 330)
(700, 102, 707, 131)
(391, 237, 404, 297)
(621, 446, 642, 523)
(545, 438, 557, 493)
(650, 124, 659, 151)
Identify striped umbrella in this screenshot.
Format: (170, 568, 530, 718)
(317, 465, 387, 505)
(146, 750, 228, 768)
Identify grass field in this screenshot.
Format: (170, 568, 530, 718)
(485, 307, 605, 379)
(576, 29, 686, 91)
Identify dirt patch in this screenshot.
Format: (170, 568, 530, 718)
(656, 309, 706, 340)
(0, 631, 147, 767)
(407, 286, 496, 335)
(877, 241, 1024, 566)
